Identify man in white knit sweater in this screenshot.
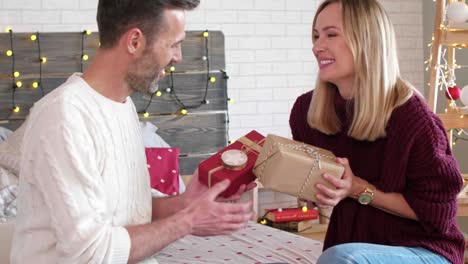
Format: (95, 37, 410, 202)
(11, 0, 255, 263)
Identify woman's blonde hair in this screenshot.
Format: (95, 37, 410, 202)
(307, 0, 414, 141)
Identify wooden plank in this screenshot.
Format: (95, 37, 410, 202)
(132, 71, 228, 114)
(438, 114, 468, 129)
(0, 119, 23, 131)
(179, 155, 210, 175)
(178, 31, 225, 71)
(0, 31, 224, 79)
(0, 71, 230, 119)
(458, 203, 468, 217)
(144, 112, 228, 155)
(0, 33, 98, 77)
(442, 30, 468, 47)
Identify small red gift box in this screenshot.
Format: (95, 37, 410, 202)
(198, 130, 265, 198)
(145, 147, 180, 196)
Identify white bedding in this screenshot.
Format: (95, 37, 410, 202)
(0, 127, 12, 142)
(154, 222, 322, 263)
(0, 125, 22, 223)
(0, 167, 17, 222)
(0, 122, 324, 262)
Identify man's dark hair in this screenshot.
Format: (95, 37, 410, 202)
(97, 0, 200, 48)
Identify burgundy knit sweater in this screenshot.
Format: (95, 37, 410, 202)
(289, 90, 465, 264)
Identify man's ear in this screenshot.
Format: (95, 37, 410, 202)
(124, 28, 146, 55)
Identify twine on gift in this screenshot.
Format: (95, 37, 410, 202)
(207, 137, 265, 187)
(255, 143, 335, 198)
(238, 137, 264, 153)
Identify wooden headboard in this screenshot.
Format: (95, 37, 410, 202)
(0, 31, 229, 175)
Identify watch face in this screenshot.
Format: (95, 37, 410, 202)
(358, 193, 372, 205)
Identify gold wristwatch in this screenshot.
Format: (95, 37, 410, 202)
(357, 184, 375, 205)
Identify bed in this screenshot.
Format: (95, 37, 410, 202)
(0, 124, 324, 263)
(0, 30, 324, 263)
(154, 222, 322, 263)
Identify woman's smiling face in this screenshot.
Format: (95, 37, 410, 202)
(312, 2, 355, 94)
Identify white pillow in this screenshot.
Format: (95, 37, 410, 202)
(0, 167, 18, 221)
(140, 121, 171, 148)
(0, 122, 26, 176)
(0, 127, 12, 143)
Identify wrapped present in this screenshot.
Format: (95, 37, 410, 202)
(199, 130, 265, 198)
(253, 134, 344, 202)
(145, 147, 180, 196)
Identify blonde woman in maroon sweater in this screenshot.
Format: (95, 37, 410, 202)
(289, 0, 465, 263)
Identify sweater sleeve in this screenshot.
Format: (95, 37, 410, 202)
(24, 106, 131, 263)
(402, 110, 463, 233)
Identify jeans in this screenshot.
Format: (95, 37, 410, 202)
(317, 243, 450, 264)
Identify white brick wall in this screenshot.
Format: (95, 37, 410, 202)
(0, 0, 424, 141)
(189, 0, 424, 140)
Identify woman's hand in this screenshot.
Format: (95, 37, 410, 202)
(315, 157, 367, 207)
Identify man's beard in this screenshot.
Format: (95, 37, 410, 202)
(125, 70, 159, 95)
(125, 49, 161, 95)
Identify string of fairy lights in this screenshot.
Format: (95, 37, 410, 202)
(34, 31, 46, 96)
(424, 2, 468, 147)
(136, 30, 233, 144)
(425, 50, 468, 146)
(2, 28, 233, 144)
(5, 27, 19, 115)
(81, 30, 92, 72)
(4, 27, 49, 115)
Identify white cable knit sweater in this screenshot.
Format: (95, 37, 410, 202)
(11, 73, 153, 263)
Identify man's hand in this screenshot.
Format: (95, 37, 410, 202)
(183, 179, 255, 236)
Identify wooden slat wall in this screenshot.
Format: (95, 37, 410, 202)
(0, 31, 228, 175)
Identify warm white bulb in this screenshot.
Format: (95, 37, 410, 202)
(446, 2, 468, 24)
(460, 85, 468, 106)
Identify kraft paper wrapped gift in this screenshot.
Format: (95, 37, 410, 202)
(253, 134, 344, 202)
(198, 130, 265, 198)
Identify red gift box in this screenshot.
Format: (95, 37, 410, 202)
(264, 207, 319, 222)
(198, 130, 265, 198)
(145, 147, 180, 196)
